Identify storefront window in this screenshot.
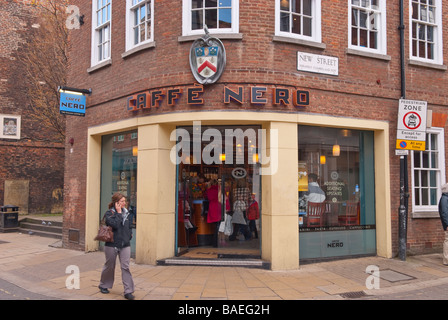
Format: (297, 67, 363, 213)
(100, 130, 138, 255)
(298, 125, 376, 260)
(175, 125, 261, 259)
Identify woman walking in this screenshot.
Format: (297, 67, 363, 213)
(98, 192, 135, 300)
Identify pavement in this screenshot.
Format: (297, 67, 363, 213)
(1, 217, 448, 301)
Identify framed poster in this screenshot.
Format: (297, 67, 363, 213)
(0, 115, 21, 139)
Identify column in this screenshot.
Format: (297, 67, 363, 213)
(135, 123, 176, 264)
(261, 121, 299, 270)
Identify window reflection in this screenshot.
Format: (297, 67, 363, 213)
(298, 126, 362, 231)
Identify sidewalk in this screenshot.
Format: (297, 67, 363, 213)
(0, 232, 448, 300)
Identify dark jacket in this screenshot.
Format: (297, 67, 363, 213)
(438, 193, 448, 231)
(104, 208, 133, 248)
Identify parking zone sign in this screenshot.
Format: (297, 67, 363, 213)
(396, 99, 427, 151)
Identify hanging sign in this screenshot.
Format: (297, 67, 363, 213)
(60, 91, 86, 116)
(396, 99, 427, 151)
(58, 86, 91, 117)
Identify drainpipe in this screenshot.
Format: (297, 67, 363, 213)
(398, 0, 409, 261)
(399, 0, 406, 98)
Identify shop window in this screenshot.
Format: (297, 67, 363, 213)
(298, 125, 376, 260)
(182, 0, 239, 36)
(125, 0, 154, 52)
(410, 0, 442, 64)
(91, 0, 112, 66)
(412, 128, 445, 213)
(100, 130, 138, 255)
(348, 0, 387, 55)
(275, 0, 322, 43)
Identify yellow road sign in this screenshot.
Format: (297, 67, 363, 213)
(396, 140, 426, 151)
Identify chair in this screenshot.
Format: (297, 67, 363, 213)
(306, 202, 326, 227)
(338, 201, 360, 226)
(324, 201, 340, 226)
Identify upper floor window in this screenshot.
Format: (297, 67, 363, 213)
(410, 0, 443, 64)
(91, 0, 111, 66)
(348, 0, 387, 55)
(412, 128, 446, 213)
(182, 0, 239, 36)
(126, 0, 154, 51)
(275, 0, 322, 43)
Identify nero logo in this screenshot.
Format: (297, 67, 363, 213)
(327, 240, 344, 248)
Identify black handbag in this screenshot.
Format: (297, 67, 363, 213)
(94, 215, 114, 242)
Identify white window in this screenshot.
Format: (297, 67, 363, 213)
(91, 0, 112, 67)
(410, 0, 443, 64)
(182, 0, 239, 36)
(412, 128, 446, 213)
(275, 0, 322, 43)
(348, 0, 387, 55)
(125, 0, 154, 52)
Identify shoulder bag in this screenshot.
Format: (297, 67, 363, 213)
(94, 214, 114, 242)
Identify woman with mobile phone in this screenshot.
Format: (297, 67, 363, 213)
(98, 192, 135, 300)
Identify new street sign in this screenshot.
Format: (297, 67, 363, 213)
(396, 99, 427, 151)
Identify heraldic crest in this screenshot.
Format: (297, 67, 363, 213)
(189, 26, 226, 85)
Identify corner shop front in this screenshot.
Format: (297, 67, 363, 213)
(83, 108, 392, 270)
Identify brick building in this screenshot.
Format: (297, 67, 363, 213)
(0, 0, 64, 214)
(64, 0, 448, 270)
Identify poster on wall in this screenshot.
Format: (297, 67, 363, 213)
(0, 114, 21, 139)
(298, 161, 308, 192)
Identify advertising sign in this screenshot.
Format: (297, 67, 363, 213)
(60, 91, 86, 116)
(396, 99, 427, 151)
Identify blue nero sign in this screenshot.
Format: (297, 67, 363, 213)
(60, 92, 86, 116)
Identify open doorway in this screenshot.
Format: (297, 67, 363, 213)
(175, 125, 261, 260)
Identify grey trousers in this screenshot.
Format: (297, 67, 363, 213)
(444, 231, 448, 265)
(99, 246, 134, 294)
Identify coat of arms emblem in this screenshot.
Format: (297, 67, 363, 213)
(189, 26, 226, 85)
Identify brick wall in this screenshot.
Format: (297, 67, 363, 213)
(65, 0, 448, 255)
(0, 0, 64, 214)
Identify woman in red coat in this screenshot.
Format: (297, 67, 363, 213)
(247, 193, 259, 239)
(206, 180, 222, 247)
(206, 180, 222, 223)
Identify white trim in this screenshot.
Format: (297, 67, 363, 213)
(125, 0, 155, 53)
(0, 114, 21, 140)
(411, 127, 446, 213)
(91, 0, 112, 68)
(274, 0, 322, 44)
(409, 0, 443, 65)
(347, 0, 387, 55)
(182, 0, 239, 36)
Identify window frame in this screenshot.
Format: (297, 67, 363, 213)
(274, 0, 322, 44)
(91, 0, 112, 68)
(347, 0, 387, 55)
(182, 0, 240, 37)
(411, 127, 446, 213)
(409, 0, 443, 65)
(125, 0, 154, 52)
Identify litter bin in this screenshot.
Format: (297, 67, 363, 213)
(0, 205, 19, 232)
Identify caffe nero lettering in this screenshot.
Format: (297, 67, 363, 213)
(328, 240, 344, 248)
(126, 85, 310, 111)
